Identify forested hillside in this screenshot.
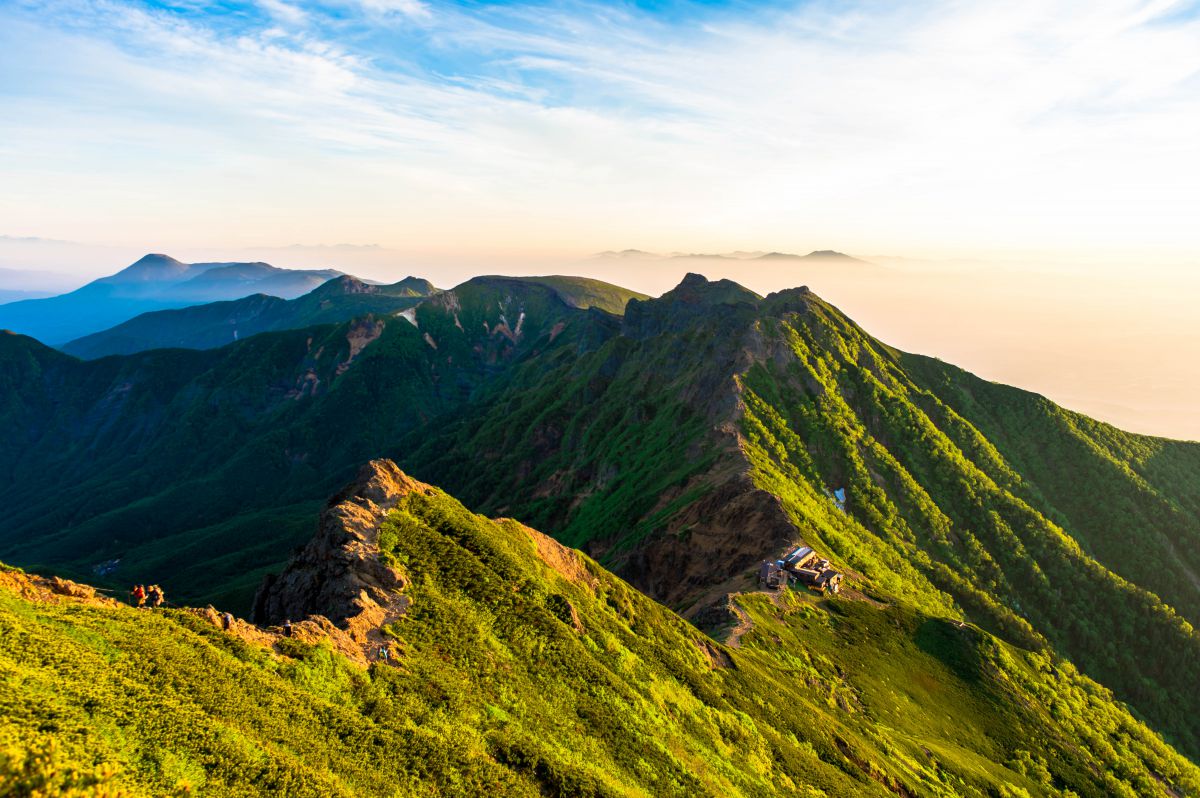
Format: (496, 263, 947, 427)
(0, 275, 636, 607)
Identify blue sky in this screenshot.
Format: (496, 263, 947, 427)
(2, 0, 1199, 265)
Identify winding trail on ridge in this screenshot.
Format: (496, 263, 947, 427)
(725, 600, 755, 649)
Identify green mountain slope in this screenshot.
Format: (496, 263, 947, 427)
(0, 276, 612, 608)
(511, 274, 650, 314)
(2, 463, 1196, 797)
(3, 273, 1200, 761)
(61, 275, 437, 359)
(401, 276, 1200, 758)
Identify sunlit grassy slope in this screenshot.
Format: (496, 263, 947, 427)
(3, 477, 1197, 797)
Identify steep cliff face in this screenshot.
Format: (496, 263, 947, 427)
(253, 460, 419, 642)
(616, 468, 799, 612)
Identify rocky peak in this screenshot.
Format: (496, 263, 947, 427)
(761, 285, 817, 318)
(252, 459, 425, 639)
(622, 273, 761, 339)
(670, 273, 760, 305)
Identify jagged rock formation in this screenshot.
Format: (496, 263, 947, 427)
(253, 459, 420, 645)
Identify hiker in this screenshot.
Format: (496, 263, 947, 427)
(282, 620, 293, 637)
(146, 585, 164, 608)
(220, 612, 234, 631)
(130, 584, 146, 608)
(378, 644, 390, 663)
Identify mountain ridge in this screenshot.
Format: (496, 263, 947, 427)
(3, 272, 1200, 761)
(61, 274, 438, 359)
(594, 249, 870, 263)
(2, 462, 1197, 796)
(60, 273, 643, 358)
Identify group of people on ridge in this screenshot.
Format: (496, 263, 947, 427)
(129, 583, 166, 608)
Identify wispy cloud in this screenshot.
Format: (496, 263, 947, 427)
(258, 0, 308, 26)
(0, 0, 1198, 259)
(355, 0, 431, 19)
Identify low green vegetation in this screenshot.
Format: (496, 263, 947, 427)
(3, 482, 1197, 796)
(734, 298, 1200, 759)
(509, 275, 649, 315)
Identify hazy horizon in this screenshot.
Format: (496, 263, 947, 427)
(2, 0, 1197, 439)
(1, 239, 1197, 443)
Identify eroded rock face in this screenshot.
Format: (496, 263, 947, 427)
(0, 569, 120, 609)
(618, 469, 798, 610)
(252, 459, 422, 641)
(191, 604, 374, 666)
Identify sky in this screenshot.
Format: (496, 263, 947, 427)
(1, 0, 1199, 439)
(3, 0, 1200, 262)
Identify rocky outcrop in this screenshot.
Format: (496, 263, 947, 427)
(622, 273, 761, 339)
(515, 520, 599, 589)
(253, 459, 423, 645)
(191, 604, 376, 666)
(618, 467, 799, 611)
(335, 316, 385, 375)
(0, 568, 121, 608)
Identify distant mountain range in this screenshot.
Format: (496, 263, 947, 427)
(59, 273, 646, 359)
(0, 254, 343, 345)
(595, 249, 871, 264)
(62, 275, 437, 359)
(0, 289, 56, 305)
(0, 265, 79, 305)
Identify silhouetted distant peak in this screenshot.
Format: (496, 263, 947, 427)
(105, 254, 191, 283)
(754, 250, 866, 263)
(594, 249, 661, 259)
(595, 248, 868, 263)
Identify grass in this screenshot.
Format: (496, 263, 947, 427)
(2, 481, 1197, 796)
